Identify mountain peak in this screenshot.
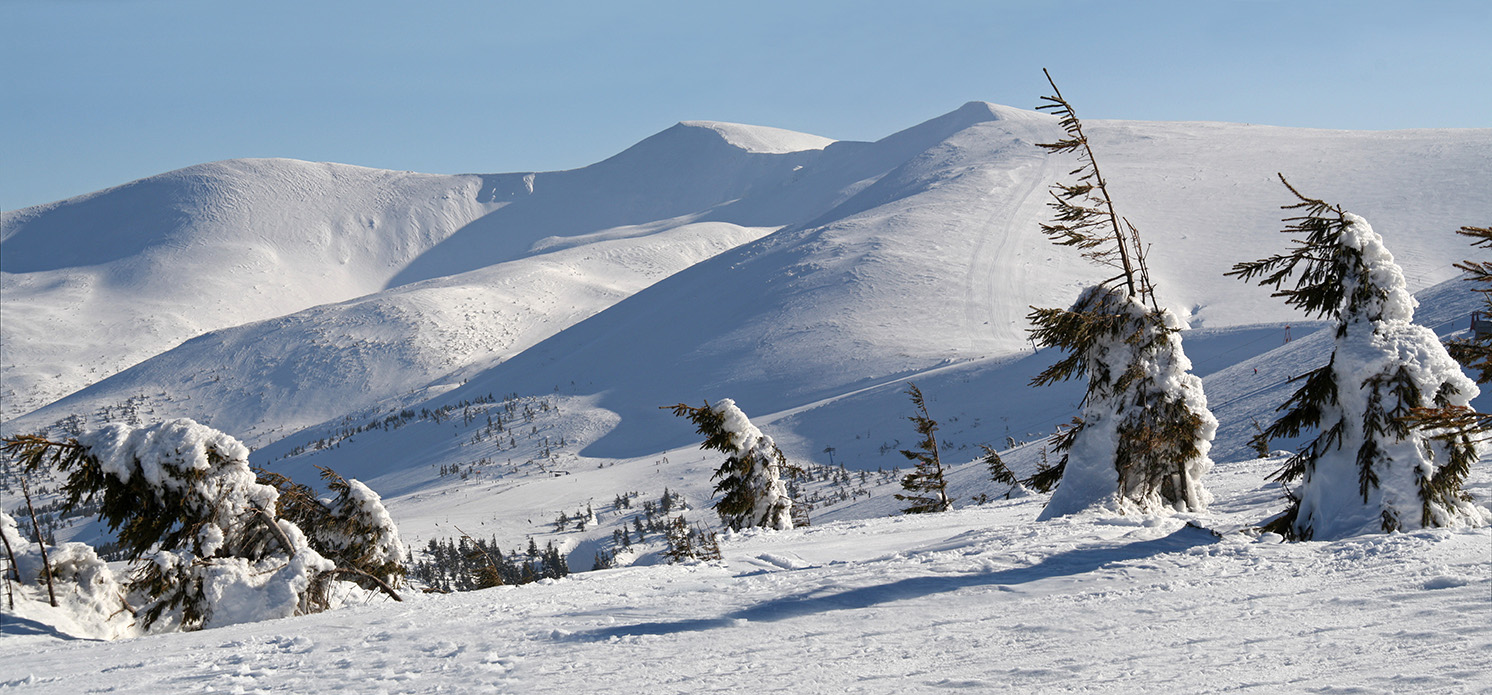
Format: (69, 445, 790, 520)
(952, 100, 1046, 123)
(672, 120, 836, 154)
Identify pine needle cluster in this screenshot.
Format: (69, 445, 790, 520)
(662, 516, 722, 563)
(1035, 69, 1155, 304)
(1403, 225, 1492, 437)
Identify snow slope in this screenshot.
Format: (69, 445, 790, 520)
(0, 122, 842, 427)
(403, 106, 1492, 461)
(383, 120, 839, 288)
(6, 222, 773, 447)
(0, 159, 500, 419)
(4, 464, 1488, 693)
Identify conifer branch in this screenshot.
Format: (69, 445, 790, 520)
(1036, 68, 1150, 300)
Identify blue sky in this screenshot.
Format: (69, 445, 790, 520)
(3, 0, 1488, 211)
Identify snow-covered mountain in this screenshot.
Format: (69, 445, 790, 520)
(0, 159, 500, 419)
(0, 120, 835, 423)
(4, 100, 1491, 691)
(7, 103, 1487, 456)
(271, 104, 1492, 464)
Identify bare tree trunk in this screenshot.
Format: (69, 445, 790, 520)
(1, 520, 18, 610)
(19, 476, 57, 607)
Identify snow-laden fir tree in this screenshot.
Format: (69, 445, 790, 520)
(257, 465, 408, 594)
(2, 418, 404, 632)
(667, 399, 799, 531)
(1403, 225, 1492, 436)
(1228, 180, 1489, 539)
(1025, 70, 1216, 519)
(895, 383, 953, 514)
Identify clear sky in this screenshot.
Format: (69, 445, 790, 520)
(3, 0, 1488, 211)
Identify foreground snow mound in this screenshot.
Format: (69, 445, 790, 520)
(1, 511, 136, 640)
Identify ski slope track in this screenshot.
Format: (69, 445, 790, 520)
(2, 102, 1491, 693)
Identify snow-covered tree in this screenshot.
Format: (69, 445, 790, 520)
(1404, 225, 1492, 436)
(1228, 180, 1489, 539)
(2, 418, 404, 632)
(895, 383, 953, 514)
(1028, 287, 1217, 518)
(257, 465, 408, 595)
(1025, 71, 1216, 519)
(981, 444, 1027, 499)
(666, 399, 798, 531)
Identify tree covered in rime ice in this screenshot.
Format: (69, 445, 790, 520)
(895, 383, 953, 514)
(667, 399, 798, 531)
(1025, 70, 1216, 519)
(2, 419, 405, 632)
(1228, 179, 1489, 539)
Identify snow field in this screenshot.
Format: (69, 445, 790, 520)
(4, 456, 1488, 693)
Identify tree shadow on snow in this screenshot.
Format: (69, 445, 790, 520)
(570, 524, 1217, 641)
(0, 613, 87, 641)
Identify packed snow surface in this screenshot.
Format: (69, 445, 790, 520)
(4, 462, 1489, 692)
